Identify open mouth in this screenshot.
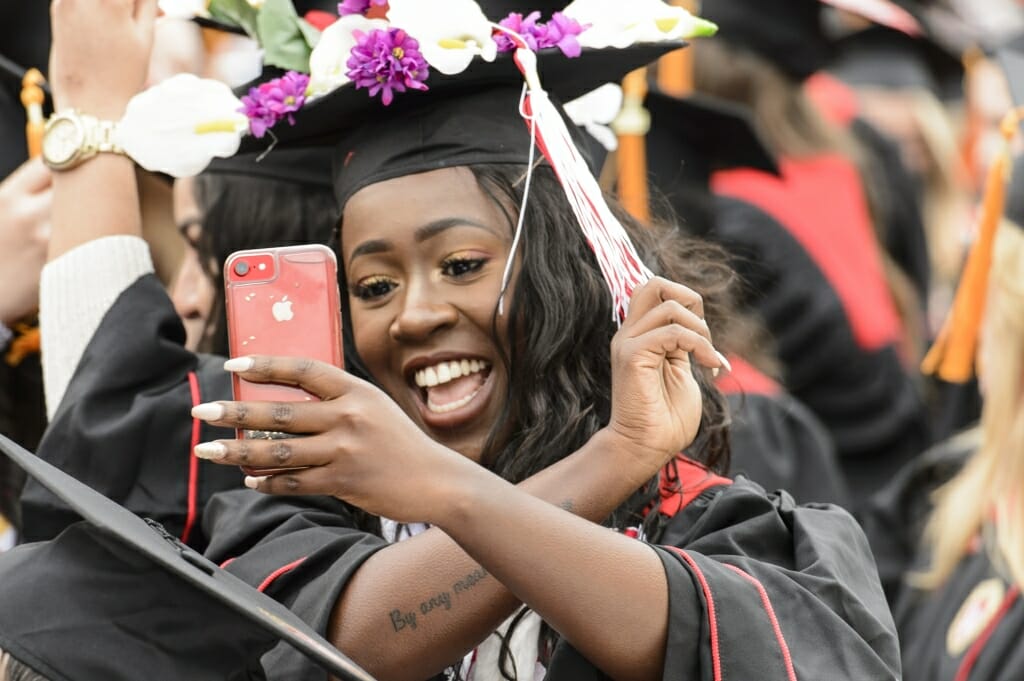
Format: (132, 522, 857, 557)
(413, 358, 492, 414)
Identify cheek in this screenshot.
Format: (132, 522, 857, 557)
(349, 304, 392, 374)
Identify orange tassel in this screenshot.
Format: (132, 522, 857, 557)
(20, 68, 46, 159)
(5, 324, 41, 367)
(921, 107, 1024, 382)
(615, 68, 651, 224)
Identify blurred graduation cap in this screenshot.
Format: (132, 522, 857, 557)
(829, 0, 967, 99)
(644, 90, 778, 234)
(0, 1, 51, 178)
(0, 434, 375, 681)
(699, 0, 926, 81)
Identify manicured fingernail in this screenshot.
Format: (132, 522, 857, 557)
(715, 351, 733, 374)
(712, 367, 720, 378)
(244, 475, 268, 490)
(191, 402, 225, 421)
(224, 357, 255, 372)
(194, 442, 227, 460)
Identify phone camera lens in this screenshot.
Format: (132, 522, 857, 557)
(234, 261, 250, 276)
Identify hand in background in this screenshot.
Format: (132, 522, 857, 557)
(0, 159, 52, 326)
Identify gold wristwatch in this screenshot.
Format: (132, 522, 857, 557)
(41, 110, 126, 171)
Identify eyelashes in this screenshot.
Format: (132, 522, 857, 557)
(351, 254, 492, 302)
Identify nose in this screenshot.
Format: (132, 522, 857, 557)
(171, 250, 204, 319)
(389, 282, 459, 343)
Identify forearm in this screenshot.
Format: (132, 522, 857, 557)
(436, 470, 668, 681)
(329, 429, 657, 681)
(49, 155, 141, 261)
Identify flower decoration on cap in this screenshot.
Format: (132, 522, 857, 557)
(494, 11, 589, 58)
(117, 73, 249, 177)
(346, 27, 430, 105)
(337, 0, 387, 17)
(239, 70, 310, 138)
(119, 0, 718, 182)
(563, 0, 717, 49)
(386, 0, 498, 75)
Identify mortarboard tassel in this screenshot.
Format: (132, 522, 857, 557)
(614, 68, 651, 224)
(921, 106, 1024, 382)
(508, 42, 653, 322)
(20, 68, 46, 159)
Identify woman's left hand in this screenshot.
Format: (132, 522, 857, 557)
(191, 356, 477, 523)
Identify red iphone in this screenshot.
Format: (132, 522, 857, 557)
(223, 244, 344, 473)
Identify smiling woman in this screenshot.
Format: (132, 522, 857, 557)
(9, 0, 901, 680)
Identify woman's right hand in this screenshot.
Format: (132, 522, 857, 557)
(50, 0, 156, 119)
(602, 277, 727, 478)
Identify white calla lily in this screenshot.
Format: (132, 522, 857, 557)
(157, 0, 208, 18)
(564, 83, 623, 151)
(117, 74, 249, 178)
(308, 15, 389, 97)
(563, 0, 717, 49)
(387, 0, 497, 75)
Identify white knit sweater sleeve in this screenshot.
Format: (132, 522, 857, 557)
(40, 235, 155, 419)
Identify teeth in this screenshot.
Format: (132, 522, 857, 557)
(414, 359, 490, 388)
(427, 385, 484, 414)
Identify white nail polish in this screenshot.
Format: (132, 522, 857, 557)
(712, 367, 720, 378)
(191, 403, 225, 421)
(715, 351, 733, 374)
(194, 442, 227, 460)
(224, 356, 255, 372)
(244, 475, 268, 490)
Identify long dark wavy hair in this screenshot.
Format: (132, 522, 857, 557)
(338, 162, 738, 679)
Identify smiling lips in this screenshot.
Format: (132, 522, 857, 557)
(414, 359, 491, 414)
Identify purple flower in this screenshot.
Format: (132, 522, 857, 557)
(542, 12, 587, 59)
(346, 27, 429, 106)
(239, 71, 310, 138)
(337, 0, 387, 17)
(494, 11, 543, 52)
(493, 10, 588, 59)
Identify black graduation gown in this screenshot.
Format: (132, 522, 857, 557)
(21, 274, 243, 549)
(201, 464, 898, 681)
(853, 430, 1024, 681)
(709, 193, 930, 506)
(898, 540, 1024, 681)
(717, 356, 850, 507)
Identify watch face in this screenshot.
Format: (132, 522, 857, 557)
(43, 116, 84, 167)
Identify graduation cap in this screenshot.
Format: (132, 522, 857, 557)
(0, 433, 375, 681)
(828, 0, 966, 99)
(699, 0, 830, 81)
(645, 91, 777, 187)
(644, 90, 778, 235)
(204, 146, 336, 189)
(699, 0, 927, 81)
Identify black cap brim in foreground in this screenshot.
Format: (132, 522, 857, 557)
(0, 433, 375, 681)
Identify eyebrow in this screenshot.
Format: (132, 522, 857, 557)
(348, 217, 501, 265)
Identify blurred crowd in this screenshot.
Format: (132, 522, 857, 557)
(2, 0, 1024, 679)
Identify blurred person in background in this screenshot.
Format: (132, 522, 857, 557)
(681, 0, 931, 505)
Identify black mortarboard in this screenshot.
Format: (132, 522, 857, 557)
(229, 0, 685, 207)
(204, 146, 336, 189)
(0, 434, 374, 681)
(699, 0, 830, 80)
(645, 91, 778, 188)
(829, 0, 965, 99)
(644, 90, 778, 235)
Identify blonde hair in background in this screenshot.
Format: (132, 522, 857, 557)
(917, 219, 1024, 589)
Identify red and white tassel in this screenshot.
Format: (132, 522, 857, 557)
(502, 35, 652, 323)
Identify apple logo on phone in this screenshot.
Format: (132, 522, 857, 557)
(272, 296, 294, 322)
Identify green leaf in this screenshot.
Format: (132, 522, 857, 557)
(208, 0, 259, 38)
(297, 17, 322, 50)
(257, 0, 314, 72)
